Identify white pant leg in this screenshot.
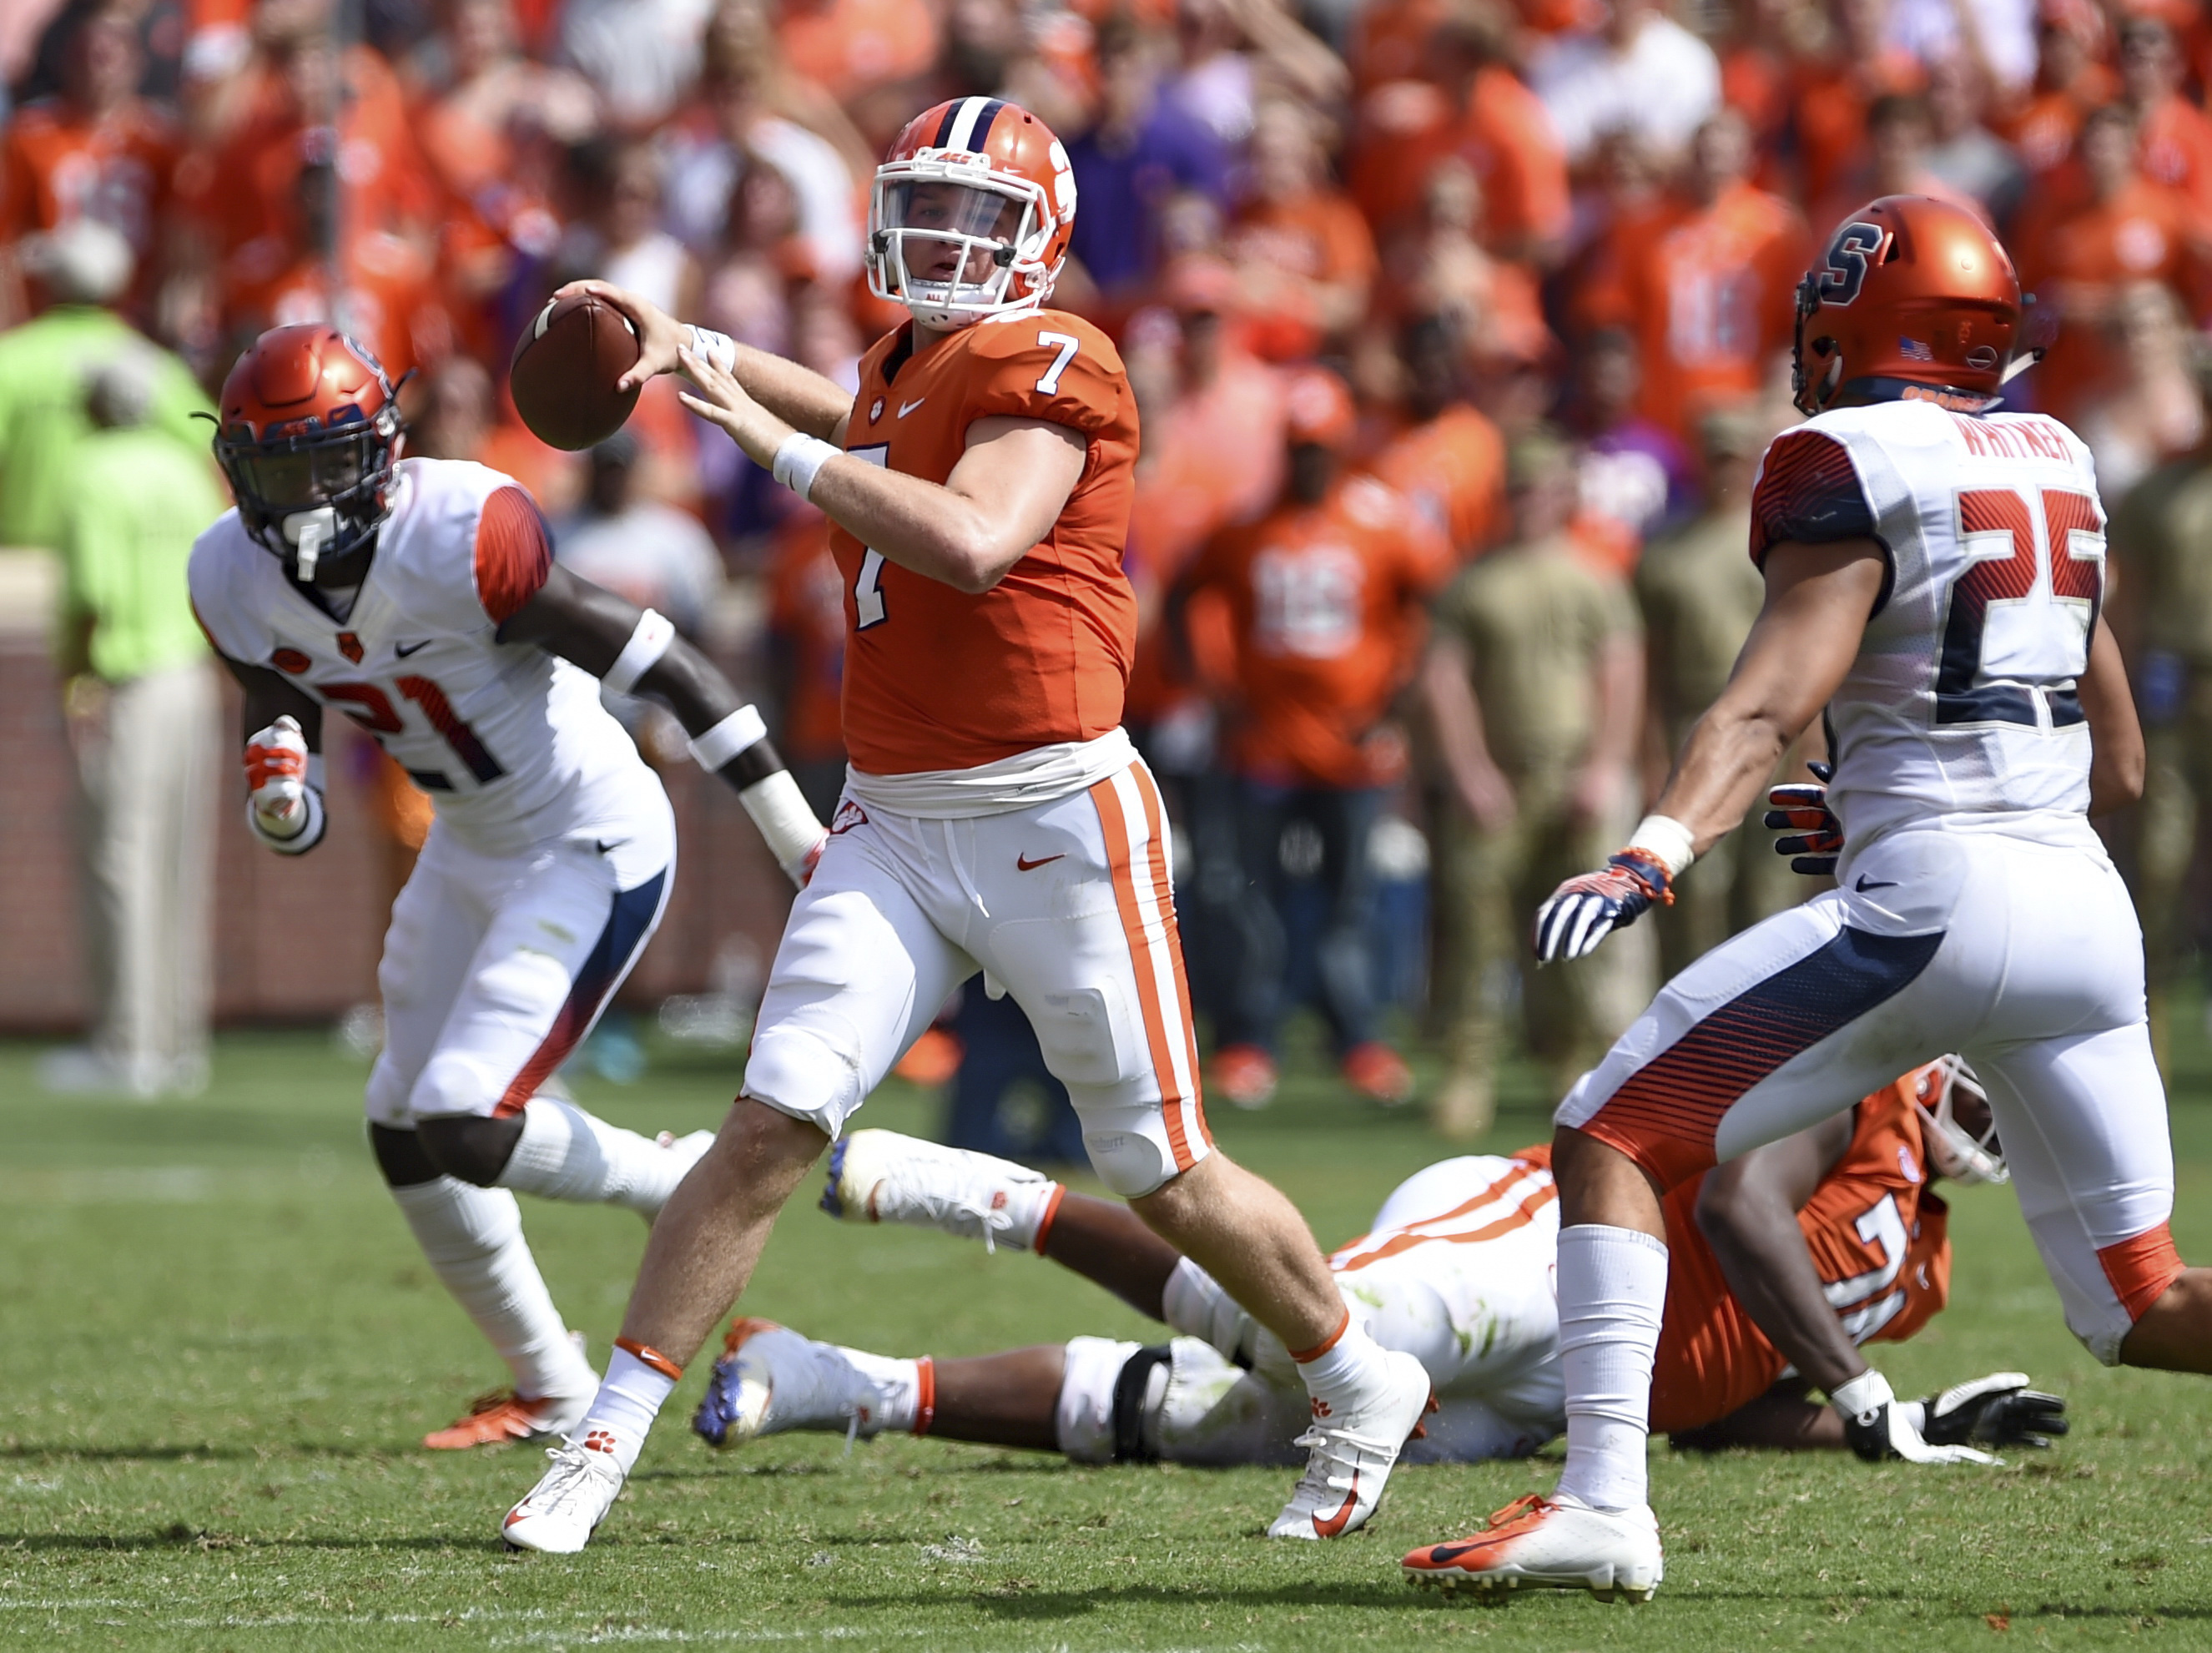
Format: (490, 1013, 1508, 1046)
(370, 807, 674, 1125)
(955, 761, 1210, 1197)
(367, 829, 491, 1126)
(742, 810, 975, 1138)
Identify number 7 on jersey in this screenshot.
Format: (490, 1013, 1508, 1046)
(846, 445, 891, 628)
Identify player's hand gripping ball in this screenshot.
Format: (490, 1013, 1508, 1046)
(244, 714, 311, 839)
(509, 293, 643, 451)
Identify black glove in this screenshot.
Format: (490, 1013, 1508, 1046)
(1764, 759, 1841, 876)
(1918, 1372, 2068, 1451)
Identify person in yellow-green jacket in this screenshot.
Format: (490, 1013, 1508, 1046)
(42, 352, 228, 1100)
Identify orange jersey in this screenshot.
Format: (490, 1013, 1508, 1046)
(2139, 94, 2212, 220)
(1994, 67, 2119, 176)
(1650, 1073, 1953, 1434)
(1347, 68, 1570, 250)
(1363, 402, 1506, 560)
(2, 97, 180, 310)
(1624, 182, 1807, 437)
(833, 311, 1140, 774)
(1184, 473, 1451, 786)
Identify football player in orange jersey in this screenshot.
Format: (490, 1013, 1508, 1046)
(502, 96, 1435, 1555)
(685, 1060, 2062, 1473)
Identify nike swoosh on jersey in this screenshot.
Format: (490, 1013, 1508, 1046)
(1016, 853, 1065, 871)
(898, 397, 926, 418)
(1855, 874, 1900, 891)
(395, 639, 431, 658)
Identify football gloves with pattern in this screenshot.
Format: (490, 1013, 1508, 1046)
(1532, 849, 1673, 963)
(1765, 760, 1842, 875)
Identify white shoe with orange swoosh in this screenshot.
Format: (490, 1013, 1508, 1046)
(1267, 1348, 1434, 1540)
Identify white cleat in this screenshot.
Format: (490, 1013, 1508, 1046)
(692, 1318, 887, 1447)
(501, 1437, 626, 1554)
(1268, 1348, 1435, 1540)
(1400, 1494, 1664, 1602)
(819, 1128, 1056, 1252)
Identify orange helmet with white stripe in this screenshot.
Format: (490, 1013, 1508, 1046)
(867, 97, 1076, 329)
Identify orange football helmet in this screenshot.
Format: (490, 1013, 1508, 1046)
(1792, 196, 2035, 416)
(214, 325, 403, 579)
(867, 97, 1076, 328)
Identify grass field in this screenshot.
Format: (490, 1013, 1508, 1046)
(10, 1010, 2212, 1652)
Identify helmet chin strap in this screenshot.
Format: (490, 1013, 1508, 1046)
(284, 506, 337, 581)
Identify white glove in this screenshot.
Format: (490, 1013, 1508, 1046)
(1832, 1368, 1998, 1465)
(244, 715, 310, 838)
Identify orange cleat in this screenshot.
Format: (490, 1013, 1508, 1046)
(1211, 1043, 1278, 1109)
(893, 1026, 964, 1087)
(1342, 1041, 1414, 1106)
(424, 1388, 589, 1450)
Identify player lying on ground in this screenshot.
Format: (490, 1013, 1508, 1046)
(1399, 194, 2212, 1605)
(504, 97, 1433, 1555)
(688, 1063, 2062, 1467)
(188, 325, 826, 1449)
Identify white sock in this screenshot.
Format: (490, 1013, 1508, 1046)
(575, 1343, 681, 1474)
(1553, 1222, 1668, 1513)
(496, 1096, 695, 1217)
(837, 1348, 926, 1434)
(1003, 1181, 1065, 1253)
(1292, 1310, 1393, 1410)
(388, 1177, 597, 1402)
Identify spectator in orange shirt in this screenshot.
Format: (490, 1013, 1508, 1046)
(1346, 0, 1570, 262)
(2, 1, 182, 327)
(773, 0, 940, 112)
(2017, 103, 2207, 423)
(1373, 155, 1553, 364)
(1993, 0, 2115, 178)
(1787, 0, 1925, 207)
(1621, 108, 1806, 439)
(1363, 311, 1506, 560)
(1225, 97, 1378, 360)
(1558, 127, 1674, 338)
(2122, 15, 2212, 223)
(1173, 368, 1453, 1110)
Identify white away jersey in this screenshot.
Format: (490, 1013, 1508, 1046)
(1750, 398, 2107, 850)
(189, 457, 662, 856)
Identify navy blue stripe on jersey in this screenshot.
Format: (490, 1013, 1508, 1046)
(1751, 430, 1881, 564)
(495, 868, 668, 1115)
(1587, 925, 1945, 1190)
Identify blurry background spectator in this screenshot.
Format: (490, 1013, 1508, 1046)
(41, 350, 224, 1100)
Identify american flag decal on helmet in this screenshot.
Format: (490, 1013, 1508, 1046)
(1898, 337, 1935, 361)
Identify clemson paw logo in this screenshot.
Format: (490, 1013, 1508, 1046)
(582, 1429, 617, 1454)
(1310, 1398, 1333, 1419)
(990, 1192, 1008, 1210)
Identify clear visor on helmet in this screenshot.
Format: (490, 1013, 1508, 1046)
(875, 178, 1037, 316)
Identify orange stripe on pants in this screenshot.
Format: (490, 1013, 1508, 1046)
(1127, 761, 1211, 1152)
(1090, 773, 1197, 1172)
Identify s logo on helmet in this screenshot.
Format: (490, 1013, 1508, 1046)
(1815, 222, 1885, 305)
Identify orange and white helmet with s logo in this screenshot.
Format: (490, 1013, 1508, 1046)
(867, 98, 1076, 329)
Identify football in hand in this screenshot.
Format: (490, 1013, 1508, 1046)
(508, 294, 642, 451)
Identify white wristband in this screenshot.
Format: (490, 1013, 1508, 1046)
(688, 704, 768, 773)
(248, 785, 325, 855)
(1627, 814, 1696, 879)
(602, 607, 675, 695)
(681, 324, 737, 375)
(770, 432, 841, 502)
(738, 769, 829, 886)
(1828, 1368, 1893, 1423)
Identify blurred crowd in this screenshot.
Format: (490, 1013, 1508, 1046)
(10, 0, 2212, 1136)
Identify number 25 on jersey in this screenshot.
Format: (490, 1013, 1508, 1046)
(1941, 485, 2102, 728)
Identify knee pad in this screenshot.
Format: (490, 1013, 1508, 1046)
(416, 1112, 527, 1187)
(743, 1023, 864, 1140)
(1082, 1126, 1170, 1197)
(1152, 1337, 1302, 1467)
(368, 1121, 439, 1188)
(1056, 1337, 1144, 1463)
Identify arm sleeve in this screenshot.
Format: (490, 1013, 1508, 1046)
(1748, 429, 1881, 567)
(473, 485, 555, 624)
(965, 325, 1126, 438)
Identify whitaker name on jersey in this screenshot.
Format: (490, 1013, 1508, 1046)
(189, 457, 658, 857)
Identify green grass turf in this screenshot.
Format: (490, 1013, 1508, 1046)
(9, 1010, 2212, 1651)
